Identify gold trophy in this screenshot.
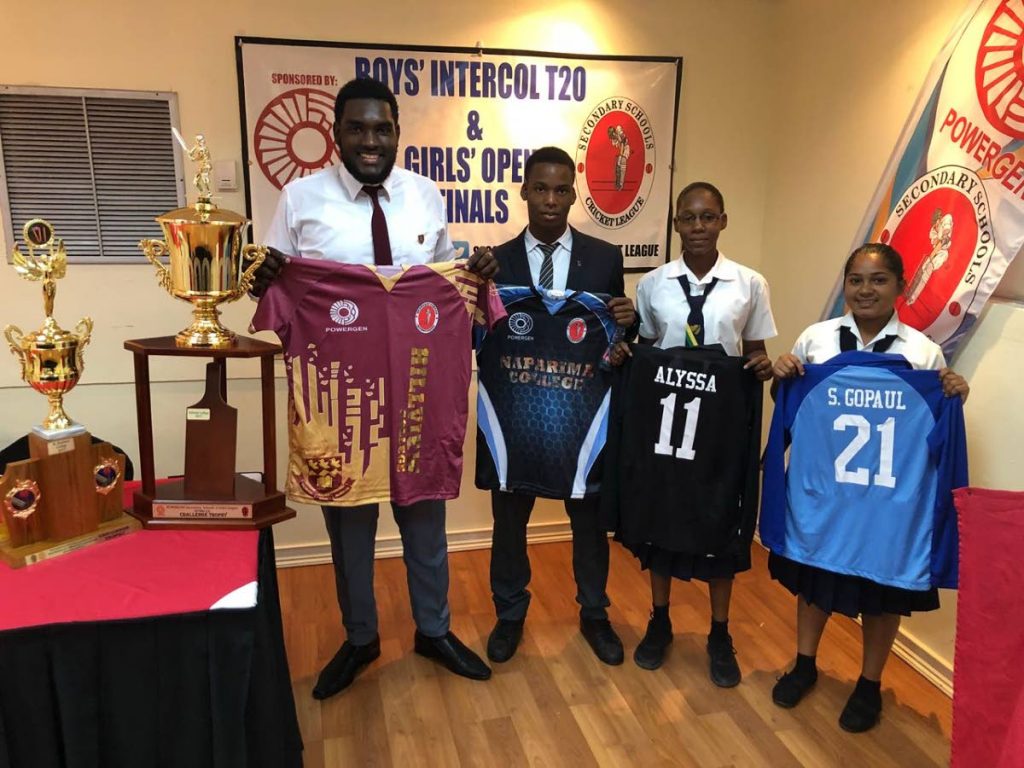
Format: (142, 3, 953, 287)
(139, 133, 266, 348)
(1, 219, 133, 567)
(4, 219, 93, 437)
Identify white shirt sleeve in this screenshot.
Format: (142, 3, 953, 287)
(428, 184, 457, 262)
(636, 276, 657, 339)
(741, 273, 778, 341)
(263, 188, 299, 257)
(790, 327, 814, 363)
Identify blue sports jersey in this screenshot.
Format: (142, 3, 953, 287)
(475, 287, 617, 499)
(760, 351, 968, 590)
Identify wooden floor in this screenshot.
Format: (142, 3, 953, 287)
(278, 542, 952, 767)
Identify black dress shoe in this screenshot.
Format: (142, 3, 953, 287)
(580, 618, 624, 665)
(772, 668, 817, 708)
(839, 682, 882, 733)
(414, 631, 492, 680)
(312, 636, 381, 700)
(707, 633, 741, 688)
(633, 612, 673, 670)
(487, 619, 525, 663)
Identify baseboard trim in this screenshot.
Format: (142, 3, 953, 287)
(274, 520, 574, 568)
(891, 628, 953, 698)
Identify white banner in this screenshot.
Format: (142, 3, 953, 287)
(237, 39, 681, 270)
(828, 1, 1024, 356)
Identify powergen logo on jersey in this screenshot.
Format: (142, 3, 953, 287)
(327, 299, 368, 333)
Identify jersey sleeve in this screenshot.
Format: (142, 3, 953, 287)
(741, 273, 778, 341)
(474, 278, 508, 330)
(759, 373, 805, 550)
(250, 264, 299, 336)
(597, 352, 631, 533)
(928, 394, 968, 588)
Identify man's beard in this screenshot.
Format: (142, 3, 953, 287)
(341, 152, 397, 186)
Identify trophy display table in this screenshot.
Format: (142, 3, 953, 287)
(124, 335, 295, 530)
(0, 496, 303, 768)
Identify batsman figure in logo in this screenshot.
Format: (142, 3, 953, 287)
(905, 209, 954, 305)
(607, 125, 631, 191)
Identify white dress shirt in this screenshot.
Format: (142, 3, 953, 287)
(636, 252, 777, 355)
(523, 227, 572, 293)
(262, 163, 456, 265)
(791, 313, 946, 370)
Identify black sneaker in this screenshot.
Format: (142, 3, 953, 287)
(772, 668, 817, 708)
(839, 685, 882, 733)
(633, 612, 673, 670)
(706, 633, 741, 688)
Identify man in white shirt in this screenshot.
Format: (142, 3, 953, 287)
(252, 77, 497, 700)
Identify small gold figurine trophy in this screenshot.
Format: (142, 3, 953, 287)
(139, 133, 266, 348)
(0, 220, 134, 567)
(124, 132, 293, 530)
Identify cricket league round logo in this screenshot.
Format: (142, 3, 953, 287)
(576, 97, 656, 229)
(254, 88, 340, 190)
(976, 2, 1024, 140)
(415, 302, 439, 334)
(566, 318, 588, 344)
(878, 166, 992, 339)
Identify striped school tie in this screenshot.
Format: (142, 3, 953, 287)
(537, 242, 556, 290)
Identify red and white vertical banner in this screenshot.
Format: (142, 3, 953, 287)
(236, 39, 682, 270)
(827, 1, 1024, 356)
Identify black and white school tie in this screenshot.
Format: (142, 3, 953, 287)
(839, 325, 897, 353)
(537, 242, 556, 290)
(677, 276, 718, 346)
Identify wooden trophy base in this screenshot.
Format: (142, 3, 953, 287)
(0, 516, 138, 569)
(127, 473, 296, 531)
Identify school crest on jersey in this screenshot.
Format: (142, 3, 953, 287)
(297, 457, 356, 502)
(415, 302, 439, 333)
(575, 96, 656, 229)
(878, 165, 992, 339)
(566, 317, 588, 343)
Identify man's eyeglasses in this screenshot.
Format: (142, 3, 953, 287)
(675, 212, 722, 226)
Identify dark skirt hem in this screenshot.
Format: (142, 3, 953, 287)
(768, 552, 940, 618)
(621, 540, 750, 582)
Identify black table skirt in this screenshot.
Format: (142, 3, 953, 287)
(0, 530, 302, 768)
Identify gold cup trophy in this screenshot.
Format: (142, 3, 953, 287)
(139, 134, 266, 348)
(125, 133, 293, 530)
(0, 220, 133, 567)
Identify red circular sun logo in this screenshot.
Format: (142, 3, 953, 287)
(254, 88, 340, 190)
(976, 2, 1024, 140)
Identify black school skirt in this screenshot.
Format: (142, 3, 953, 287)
(768, 552, 940, 618)
(622, 539, 751, 582)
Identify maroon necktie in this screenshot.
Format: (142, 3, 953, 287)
(362, 185, 393, 266)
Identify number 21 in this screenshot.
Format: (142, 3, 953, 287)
(833, 414, 896, 488)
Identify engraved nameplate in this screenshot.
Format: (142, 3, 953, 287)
(47, 438, 75, 456)
(153, 502, 252, 519)
(186, 408, 211, 421)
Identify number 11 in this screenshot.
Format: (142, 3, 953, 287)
(654, 393, 701, 461)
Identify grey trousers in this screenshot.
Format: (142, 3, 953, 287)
(489, 491, 611, 622)
(322, 500, 451, 645)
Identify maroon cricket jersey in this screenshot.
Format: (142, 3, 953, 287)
(252, 258, 505, 507)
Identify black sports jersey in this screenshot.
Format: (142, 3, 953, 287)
(600, 344, 763, 556)
(475, 286, 617, 499)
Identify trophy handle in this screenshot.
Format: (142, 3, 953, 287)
(236, 244, 267, 298)
(73, 317, 94, 374)
(139, 239, 175, 296)
(3, 325, 31, 381)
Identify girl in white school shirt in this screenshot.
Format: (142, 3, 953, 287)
(770, 243, 969, 733)
(621, 181, 776, 686)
